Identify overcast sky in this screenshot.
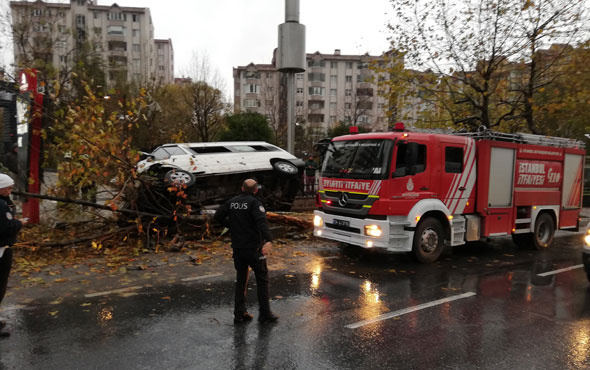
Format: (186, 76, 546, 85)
(1, 0, 394, 95)
(122, 0, 393, 93)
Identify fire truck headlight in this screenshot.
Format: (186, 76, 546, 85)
(364, 225, 382, 237)
(366, 240, 374, 248)
(313, 215, 323, 227)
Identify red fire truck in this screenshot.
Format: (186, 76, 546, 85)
(313, 125, 585, 263)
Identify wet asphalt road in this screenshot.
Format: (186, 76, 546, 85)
(1, 234, 590, 370)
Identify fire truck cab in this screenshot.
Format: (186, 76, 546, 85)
(313, 126, 585, 263)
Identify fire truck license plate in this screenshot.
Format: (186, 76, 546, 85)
(333, 219, 350, 227)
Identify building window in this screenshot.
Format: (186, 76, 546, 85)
(308, 60, 325, 68)
(357, 88, 374, 96)
(330, 89, 337, 96)
(94, 12, 100, 19)
(308, 72, 325, 82)
(346, 61, 353, 69)
(56, 39, 67, 49)
(330, 102, 336, 109)
(244, 84, 260, 94)
(296, 101, 304, 107)
(345, 103, 352, 109)
(43, 9, 52, 17)
(345, 76, 352, 82)
(76, 15, 85, 27)
(308, 87, 324, 96)
(358, 115, 370, 124)
(59, 55, 67, 63)
(330, 115, 337, 122)
(133, 59, 140, 70)
(132, 29, 139, 37)
(296, 88, 304, 94)
(58, 24, 66, 33)
(132, 14, 139, 22)
(345, 89, 352, 96)
(330, 61, 337, 68)
(330, 75, 337, 83)
(93, 27, 102, 35)
(108, 25, 125, 35)
(244, 99, 260, 107)
(77, 0, 86, 5)
(296, 73, 304, 80)
(132, 44, 141, 52)
(31, 8, 42, 16)
(107, 12, 126, 21)
(244, 71, 260, 79)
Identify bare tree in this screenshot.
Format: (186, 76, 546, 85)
(180, 51, 227, 142)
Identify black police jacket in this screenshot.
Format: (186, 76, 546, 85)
(0, 195, 22, 247)
(214, 192, 272, 249)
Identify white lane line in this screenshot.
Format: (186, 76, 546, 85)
(181, 273, 223, 282)
(85, 286, 142, 298)
(537, 264, 584, 277)
(345, 292, 477, 329)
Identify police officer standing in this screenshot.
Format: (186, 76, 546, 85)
(0, 174, 25, 338)
(214, 178, 278, 324)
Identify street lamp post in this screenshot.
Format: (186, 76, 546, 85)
(277, 0, 306, 154)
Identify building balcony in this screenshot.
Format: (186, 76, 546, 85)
(308, 109, 325, 115)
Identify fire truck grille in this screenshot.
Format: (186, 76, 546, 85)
(324, 191, 368, 200)
(325, 223, 361, 234)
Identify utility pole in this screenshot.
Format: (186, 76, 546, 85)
(277, 0, 306, 154)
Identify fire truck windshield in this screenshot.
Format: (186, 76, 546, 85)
(321, 139, 393, 179)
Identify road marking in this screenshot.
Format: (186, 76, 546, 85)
(85, 286, 142, 298)
(181, 273, 223, 282)
(0, 304, 33, 312)
(345, 292, 477, 329)
(537, 264, 584, 277)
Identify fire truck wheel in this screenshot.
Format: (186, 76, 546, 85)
(532, 213, 555, 249)
(412, 218, 445, 263)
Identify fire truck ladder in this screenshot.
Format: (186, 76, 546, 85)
(453, 127, 585, 149)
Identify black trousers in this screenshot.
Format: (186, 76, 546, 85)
(233, 248, 271, 316)
(0, 248, 13, 305)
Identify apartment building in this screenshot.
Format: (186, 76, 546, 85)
(234, 49, 391, 135)
(10, 0, 174, 86)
